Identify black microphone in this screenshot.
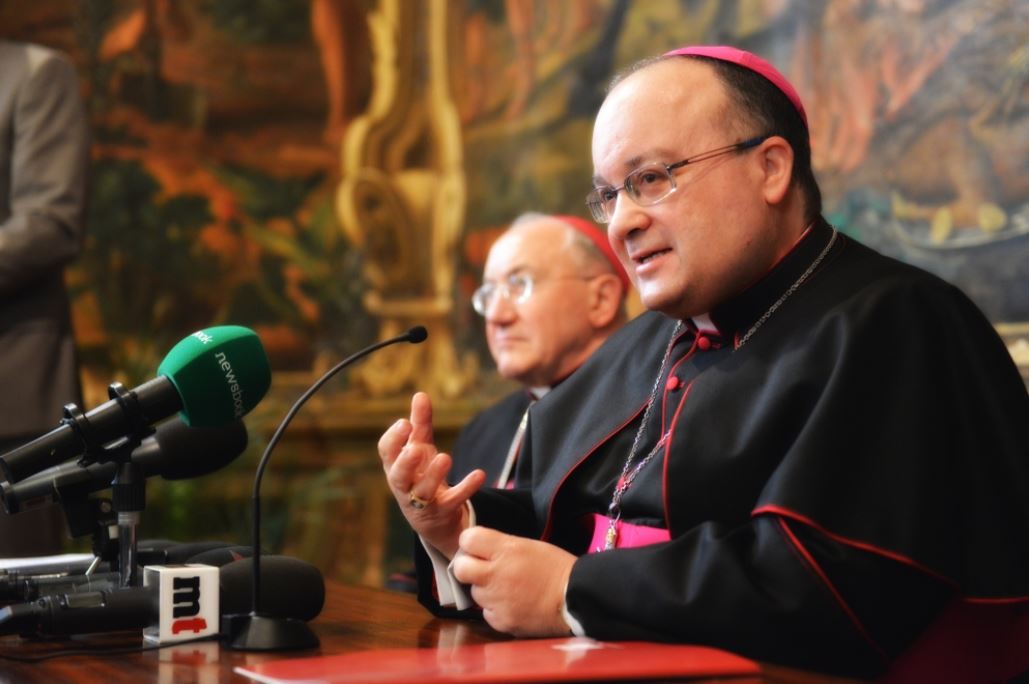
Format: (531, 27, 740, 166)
(0, 556, 323, 638)
(139, 540, 245, 565)
(0, 558, 95, 578)
(0, 539, 197, 584)
(0, 572, 122, 604)
(0, 418, 248, 514)
(0, 326, 270, 483)
(0, 544, 252, 605)
(0, 546, 252, 604)
(184, 545, 253, 567)
(225, 326, 429, 651)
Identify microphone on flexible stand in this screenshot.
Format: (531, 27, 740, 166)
(224, 325, 429, 651)
(0, 326, 270, 483)
(0, 417, 250, 587)
(0, 325, 270, 589)
(0, 418, 248, 515)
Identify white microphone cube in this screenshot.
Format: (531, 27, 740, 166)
(143, 564, 220, 644)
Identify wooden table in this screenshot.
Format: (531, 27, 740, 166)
(0, 582, 857, 683)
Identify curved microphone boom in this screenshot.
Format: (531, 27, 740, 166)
(225, 326, 428, 651)
(0, 326, 271, 483)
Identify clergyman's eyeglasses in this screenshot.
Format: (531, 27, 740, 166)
(472, 272, 601, 316)
(585, 134, 771, 223)
(472, 273, 534, 315)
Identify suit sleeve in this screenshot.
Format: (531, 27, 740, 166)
(0, 49, 89, 295)
(564, 514, 952, 679)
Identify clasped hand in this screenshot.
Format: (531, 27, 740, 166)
(452, 526, 576, 637)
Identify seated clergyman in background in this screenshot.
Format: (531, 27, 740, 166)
(380, 45, 1029, 680)
(392, 212, 628, 596)
(450, 212, 629, 488)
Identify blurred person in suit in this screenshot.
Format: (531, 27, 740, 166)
(0, 39, 89, 556)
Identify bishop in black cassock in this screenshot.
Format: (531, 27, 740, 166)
(390, 46, 1029, 681)
(460, 218, 1029, 678)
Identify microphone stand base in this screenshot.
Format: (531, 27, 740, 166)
(222, 613, 320, 651)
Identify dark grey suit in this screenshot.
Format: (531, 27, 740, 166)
(0, 41, 89, 555)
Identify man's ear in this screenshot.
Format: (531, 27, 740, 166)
(588, 274, 624, 328)
(759, 136, 794, 205)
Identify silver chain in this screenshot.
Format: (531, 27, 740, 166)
(600, 228, 838, 550)
(735, 228, 838, 349)
(601, 320, 683, 551)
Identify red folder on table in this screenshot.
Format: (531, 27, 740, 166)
(233, 637, 760, 683)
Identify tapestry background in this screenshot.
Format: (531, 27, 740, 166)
(4, 0, 1026, 586)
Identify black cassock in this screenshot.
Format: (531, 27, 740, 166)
(419, 219, 1029, 679)
(449, 389, 532, 485)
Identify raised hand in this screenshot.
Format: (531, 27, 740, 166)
(378, 392, 486, 557)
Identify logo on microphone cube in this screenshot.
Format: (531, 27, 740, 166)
(143, 564, 219, 644)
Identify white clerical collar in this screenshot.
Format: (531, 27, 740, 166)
(691, 313, 720, 335)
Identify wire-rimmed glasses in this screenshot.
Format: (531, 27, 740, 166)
(585, 134, 771, 223)
(472, 273, 534, 316)
(472, 272, 603, 316)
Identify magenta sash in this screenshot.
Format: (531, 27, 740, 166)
(588, 513, 670, 552)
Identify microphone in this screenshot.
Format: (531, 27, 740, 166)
(0, 545, 253, 605)
(226, 325, 429, 651)
(0, 558, 95, 578)
(0, 326, 271, 483)
(0, 556, 323, 639)
(0, 538, 218, 584)
(1, 417, 248, 514)
(0, 571, 121, 604)
(182, 545, 253, 566)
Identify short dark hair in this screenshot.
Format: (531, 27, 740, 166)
(611, 55, 822, 222)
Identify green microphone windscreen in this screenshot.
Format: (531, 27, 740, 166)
(157, 326, 271, 427)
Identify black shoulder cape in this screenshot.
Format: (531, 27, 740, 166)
(450, 389, 533, 484)
(463, 220, 1029, 677)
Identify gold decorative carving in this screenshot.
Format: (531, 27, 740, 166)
(997, 323, 1029, 388)
(337, 0, 476, 399)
